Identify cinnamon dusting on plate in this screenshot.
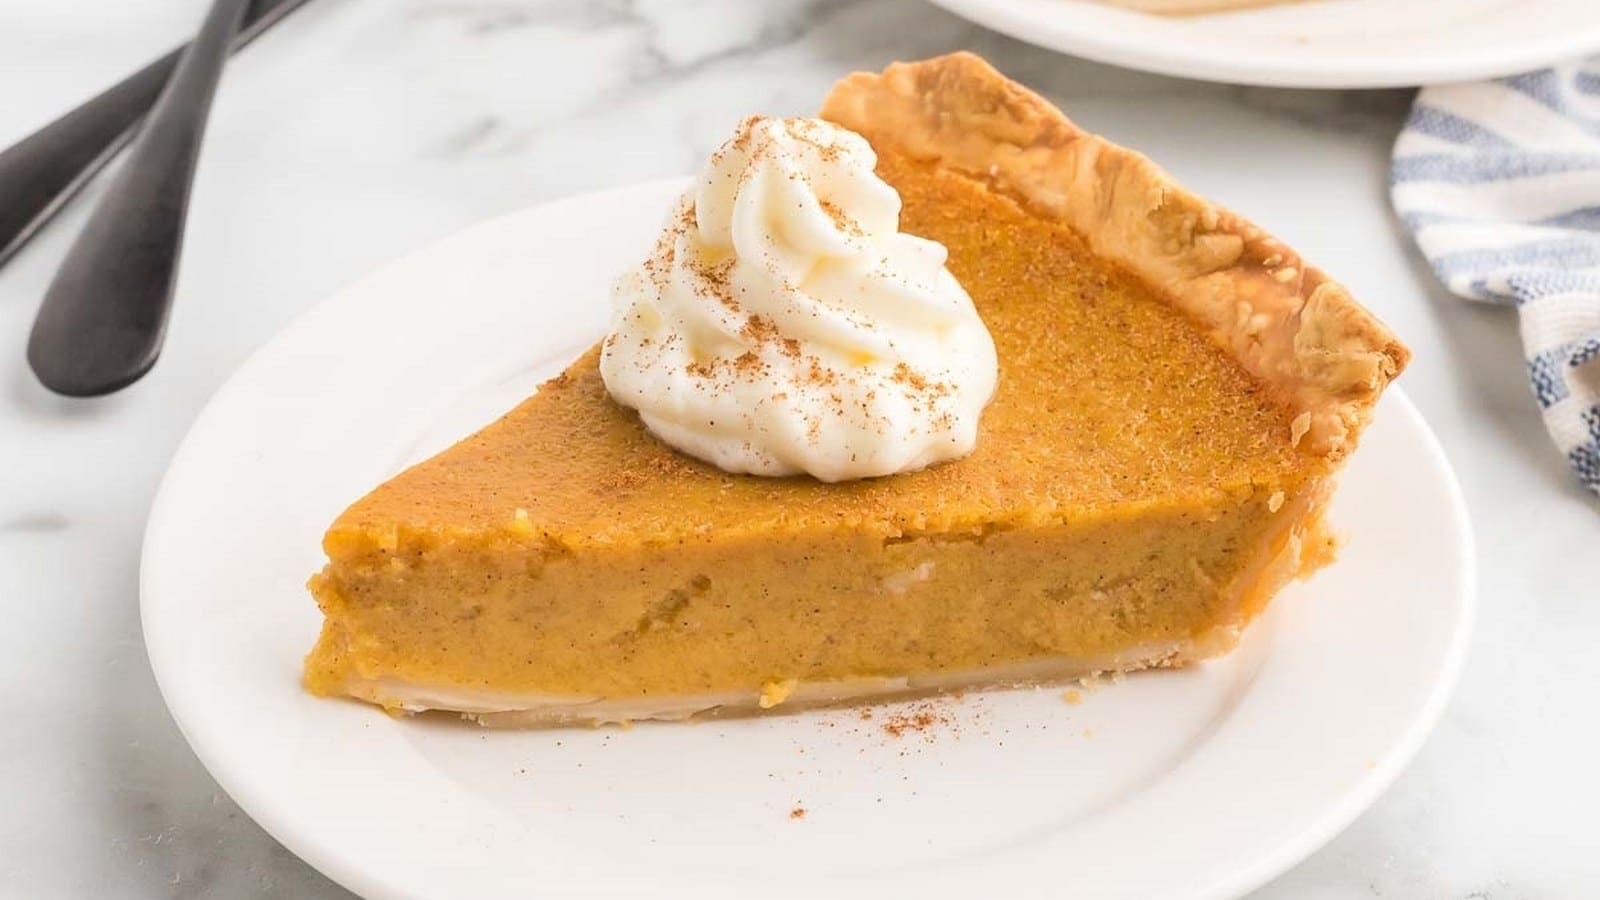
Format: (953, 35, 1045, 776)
(880, 701, 956, 740)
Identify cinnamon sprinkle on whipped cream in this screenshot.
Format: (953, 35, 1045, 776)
(599, 116, 997, 482)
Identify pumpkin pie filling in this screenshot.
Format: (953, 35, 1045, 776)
(304, 53, 1405, 724)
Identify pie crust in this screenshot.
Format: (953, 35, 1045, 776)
(822, 52, 1409, 463)
(351, 644, 1187, 726)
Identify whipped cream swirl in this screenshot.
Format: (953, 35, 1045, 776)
(599, 116, 997, 482)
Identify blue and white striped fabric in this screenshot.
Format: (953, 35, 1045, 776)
(1392, 59, 1600, 498)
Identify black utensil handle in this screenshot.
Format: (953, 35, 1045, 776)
(0, 0, 309, 267)
(0, 51, 176, 268)
(27, 0, 251, 397)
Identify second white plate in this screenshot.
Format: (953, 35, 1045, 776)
(142, 180, 1475, 900)
(928, 0, 1600, 88)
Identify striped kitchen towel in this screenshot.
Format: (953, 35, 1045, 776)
(1392, 59, 1600, 498)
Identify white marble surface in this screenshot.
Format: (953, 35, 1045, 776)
(2, 1, 1597, 897)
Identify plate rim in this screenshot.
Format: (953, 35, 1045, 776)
(926, 0, 1600, 88)
(1195, 392, 1477, 899)
(140, 180, 1477, 900)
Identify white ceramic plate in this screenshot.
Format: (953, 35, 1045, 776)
(928, 0, 1600, 88)
(143, 180, 1474, 900)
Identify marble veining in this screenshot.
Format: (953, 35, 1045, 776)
(2, 0, 1597, 897)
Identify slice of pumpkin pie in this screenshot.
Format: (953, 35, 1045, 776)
(304, 52, 1407, 725)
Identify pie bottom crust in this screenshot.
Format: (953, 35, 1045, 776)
(342, 638, 1214, 728)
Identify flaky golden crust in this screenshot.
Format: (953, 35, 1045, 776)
(821, 52, 1409, 462)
